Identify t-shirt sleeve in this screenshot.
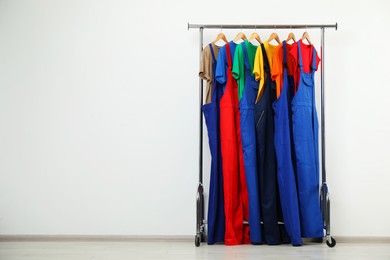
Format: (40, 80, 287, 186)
(271, 47, 283, 99)
(199, 45, 211, 81)
(253, 46, 265, 103)
(232, 44, 242, 80)
(271, 47, 282, 81)
(289, 43, 298, 72)
(253, 46, 263, 81)
(215, 47, 226, 84)
(314, 48, 321, 71)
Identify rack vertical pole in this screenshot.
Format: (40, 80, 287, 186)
(194, 27, 205, 246)
(320, 27, 331, 242)
(321, 27, 326, 183)
(198, 27, 204, 185)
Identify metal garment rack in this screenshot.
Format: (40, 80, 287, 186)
(188, 23, 338, 247)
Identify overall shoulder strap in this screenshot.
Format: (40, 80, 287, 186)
(209, 43, 216, 63)
(310, 47, 317, 72)
(282, 41, 287, 68)
(226, 43, 232, 69)
(261, 43, 270, 73)
(242, 41, 250, 70)
(297, 41, 304, 70)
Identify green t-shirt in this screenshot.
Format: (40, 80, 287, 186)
(232, 40, 259, 100)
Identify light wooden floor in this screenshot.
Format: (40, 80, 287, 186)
(1, 240, 390, 260)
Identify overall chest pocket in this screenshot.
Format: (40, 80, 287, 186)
(292, 105, 314, 143)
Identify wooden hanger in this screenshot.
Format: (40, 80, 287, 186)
(301, 31, 312, 45)
(212, 32, 228, 45)
(267, 32, 281, 44)
(249, 32, 262, 44)
(233, 32, 247, 43)
(286, 32, 296, 43)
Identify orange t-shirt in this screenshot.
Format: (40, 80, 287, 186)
(271, 42, 299, 99)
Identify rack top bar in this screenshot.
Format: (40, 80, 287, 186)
(188, 23, 338, 30)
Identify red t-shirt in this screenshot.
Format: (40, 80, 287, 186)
(290, 40, 321, 92)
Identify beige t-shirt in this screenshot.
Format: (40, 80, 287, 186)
(199, 43, 221, 104)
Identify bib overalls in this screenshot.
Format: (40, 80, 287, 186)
(273, 41, 302, 246)
(239, 42, 262, 244)
(292, 41, 323, 238)
(202, 44, 225, 245)
(255, 44, 288, 245)
(220, 43, 250, 245)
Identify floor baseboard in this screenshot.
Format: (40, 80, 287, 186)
(331, 236, 390, 243)
(0, 235, 193, 242)
(0, 235, 389, 243)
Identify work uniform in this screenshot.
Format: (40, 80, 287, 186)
(291, 41, 323, 238)
(200, 43, 225, 244)
(233, 41, 262, 244)
(273, 41, 302, 246)
(254, 43, 289, 245)
(219, 43, 250, 245)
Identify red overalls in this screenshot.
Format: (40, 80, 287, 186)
(220, 43, 250, 245)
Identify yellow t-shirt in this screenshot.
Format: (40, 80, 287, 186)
(253, 41, 280, 102)
(253, 46, 264, 103)
(263, 41, 279, 71)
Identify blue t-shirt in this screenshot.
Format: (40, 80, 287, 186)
(215, 41, 237, 85)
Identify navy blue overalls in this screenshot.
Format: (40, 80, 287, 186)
(292, 41, 323, 238)
(273, 41, 302, 246)
(239, 42, 262, 244)
(202, 44, 225, 244)
(255, 44, 288, 245)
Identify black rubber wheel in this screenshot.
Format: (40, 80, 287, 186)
(195, 235, 200, 247)
(326, 237, 336, 248)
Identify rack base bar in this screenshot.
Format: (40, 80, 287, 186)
(202, 220, 285, 225)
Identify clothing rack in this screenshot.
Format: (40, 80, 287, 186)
(188, 23, 338, 247)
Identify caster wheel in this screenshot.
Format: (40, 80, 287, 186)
(326, 237, 336, 248)
(195, 235, 200, 247)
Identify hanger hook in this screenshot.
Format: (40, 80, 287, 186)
(274, 25, 276, 31)
(220, 25, 222, 33)
(255, 25, 257, 31)
(290, 25, 292, 31)
(241, 25, 243, 31)
(306, 25, 308, 32)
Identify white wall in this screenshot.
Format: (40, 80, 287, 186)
(0, 0, 389, 237)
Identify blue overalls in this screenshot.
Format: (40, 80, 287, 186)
(239, 42, 262, 244)
(273, 41, 302, 246)
(202, 44, 225, 244)
(292, 41, 323, 238)
(255, 44, 288, 245)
